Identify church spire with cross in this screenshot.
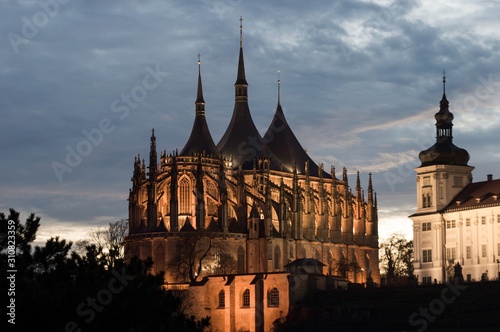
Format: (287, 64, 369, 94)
(217, 17, 271, 169)
(418, 73, 470, 166)
(180, 54, 218, 156)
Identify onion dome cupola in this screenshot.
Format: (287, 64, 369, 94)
(418, 74, 470, 167)
(264, 72, 329, 177)
(217, 17, 279, 169)
(180, 54, 218, 157)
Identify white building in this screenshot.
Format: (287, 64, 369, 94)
(410, 76, 500, 283)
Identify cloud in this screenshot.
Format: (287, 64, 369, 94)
(1, 0, 500, 243)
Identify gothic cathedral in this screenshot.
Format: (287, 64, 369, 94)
(125, 21, 380, 285)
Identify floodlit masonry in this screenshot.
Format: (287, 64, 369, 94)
(124, 20, 380, 287)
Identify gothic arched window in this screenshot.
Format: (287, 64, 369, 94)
(268, 287, 279, 307)
(154, 245, 165, 275)
(242, 289, 250, 307)
(179, 177, 191, 214)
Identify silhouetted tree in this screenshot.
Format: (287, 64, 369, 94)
(379, 232, 414, 285)
(168, 234, 216, 283)
(0, 209, 209, 332)
(334, 257, 361, 279)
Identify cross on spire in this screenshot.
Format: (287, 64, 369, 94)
(239, 16, 243, 48)
(442, 69, 446, 94)
(277, 69, 281, 105)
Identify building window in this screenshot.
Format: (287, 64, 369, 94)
(466, 246, 471, 259)
(268, 287, 279, 307)
(422, 222, 431, 231)
(481, 216, 486, 225)
(422, 193, 432, 208)
(237, 246, 245, 274)
(481, 244, 487, 258)
(466, 218, 471, 227)
(446, 220, 456, 229)
(498, 243, 500, 256)
(422, 276, 432, 285)
(242, 289, 250, 307)
(446, 247, 456, 260)
(497, 215, 500, 223)
(218, 290, 225, 308)
(274, 246, 281, 270)
(179, 177, 191, 214)
(422, 249, 432, 263)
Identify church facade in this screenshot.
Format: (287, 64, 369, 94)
(411, 76, 500, 283)
(124, 22, 380, 286)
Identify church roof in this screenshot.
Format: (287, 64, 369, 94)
(264, 101, 329, 177)
(217, 21, 280, 170)
(444, 177, 500, 212)
(180, 57, 218, 157)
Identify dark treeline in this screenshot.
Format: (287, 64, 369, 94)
(0, 209, 209, 332)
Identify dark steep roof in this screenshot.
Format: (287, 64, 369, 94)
(217, 38, 281, 170)
(180, 114, 218, 156)
(217, 100, 267, 168)
(180, 59, 218, 157)
(264, 103, 329, 177)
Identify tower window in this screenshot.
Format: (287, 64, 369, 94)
(422, 193, 432, 208)
(422, 222, 431, 231)
(481, 216, 486, 225)
(466, 246, 471, 259)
